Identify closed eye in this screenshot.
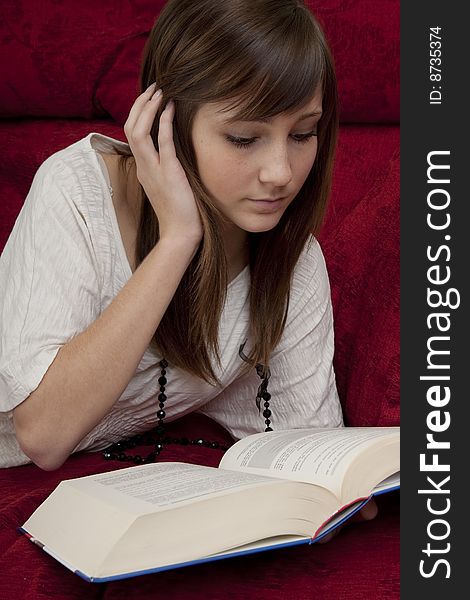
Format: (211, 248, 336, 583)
(292, 132, 318, 143)
(226, 131, 318, 150)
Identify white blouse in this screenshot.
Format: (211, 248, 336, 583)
(0, 132, 343, 467)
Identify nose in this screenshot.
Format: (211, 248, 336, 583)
(258, 143, 293, 188)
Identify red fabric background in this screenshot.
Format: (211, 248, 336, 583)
(320, 127, 400, 426)
(0, 0, 400, 597)
(0, 0, 399, 124)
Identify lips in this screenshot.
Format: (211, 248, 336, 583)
(249, 197, 285, 202)
(247, 197, 286, 212)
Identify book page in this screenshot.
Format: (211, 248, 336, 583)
(219, 427, 399, 498)
(372, 471, 401, 494)
(70, 462, 281, 514)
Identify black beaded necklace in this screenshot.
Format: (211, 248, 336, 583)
(102, 340, 273, 464)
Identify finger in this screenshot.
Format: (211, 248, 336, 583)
(360, 498, 378, 520)
(124, 83, 158, 132)
(351, 498, 379, 522)
(127, 89, 165, 167)
(317, 527, 341, 544)
(157, 99, 178, 163)
(130, 88, 164, 149)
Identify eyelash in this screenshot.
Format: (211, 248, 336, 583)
(226, 131, 318, 150)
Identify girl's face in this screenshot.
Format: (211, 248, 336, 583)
(191, 87, 323, 237)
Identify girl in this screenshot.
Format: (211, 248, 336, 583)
(0, 0, 344, 471)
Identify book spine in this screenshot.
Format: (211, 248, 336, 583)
(312, 496, 369, 540)
(19, 527, 82, 578)
(18, 527, 44, 549)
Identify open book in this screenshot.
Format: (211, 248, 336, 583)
(20, 426, 400, 582)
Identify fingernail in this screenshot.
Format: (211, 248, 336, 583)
(154, 88, 162, 97)
(147, 82, 157, 91)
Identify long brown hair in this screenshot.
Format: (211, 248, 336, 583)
(114, 0, 338, 386)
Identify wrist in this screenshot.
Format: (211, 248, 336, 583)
(156, 234, 202, 259)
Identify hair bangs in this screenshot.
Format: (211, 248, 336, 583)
(213, 12, 325, 122)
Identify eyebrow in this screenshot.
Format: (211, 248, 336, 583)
(223, 110, 323, 125)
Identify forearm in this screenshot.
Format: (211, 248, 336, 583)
(13, 237, 199, 470)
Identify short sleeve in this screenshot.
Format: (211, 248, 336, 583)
(0, 159, 101, 411)
(198, 237, 344, 439)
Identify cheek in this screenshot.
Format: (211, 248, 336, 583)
(204, 149, 249, 185)
(295, 150, 317, 183)
(193, 140, 242, 197)
(194, 135, 229, 173)
(287, 152, 316, 209)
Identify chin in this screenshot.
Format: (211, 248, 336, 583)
(230, 209, 284, 233)
(240, 220, 281, 234)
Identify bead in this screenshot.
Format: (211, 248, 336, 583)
(100, 357, 276, 465)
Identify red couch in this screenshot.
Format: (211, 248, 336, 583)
(0, 1, 399, 598)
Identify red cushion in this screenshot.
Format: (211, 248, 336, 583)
(0, 0, 165, 120)
(320, 126, 400, 426)
(309, 0, 399, 123)
(0, 0, 398, 124)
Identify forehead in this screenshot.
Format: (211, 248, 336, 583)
(199, 87, 323, 124)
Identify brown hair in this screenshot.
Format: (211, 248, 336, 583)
(114, 0, 338, 386)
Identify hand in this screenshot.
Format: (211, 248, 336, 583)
(124, 83, 204, 245)
(318, 497, 378, 544)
